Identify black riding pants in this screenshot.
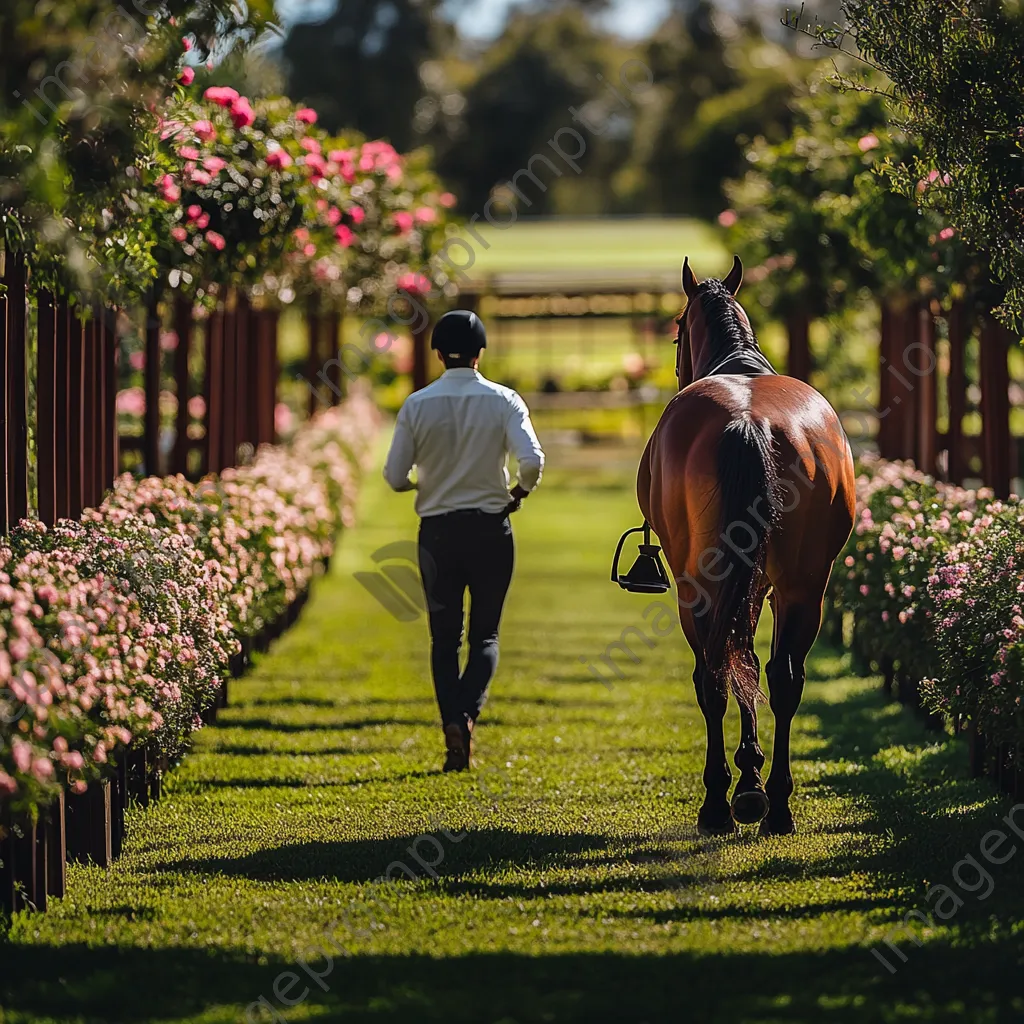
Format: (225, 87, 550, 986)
(418, 510, 515, 728)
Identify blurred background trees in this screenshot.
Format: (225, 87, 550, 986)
(788, 0, 1024, 326)
(275, 0, 817, 218)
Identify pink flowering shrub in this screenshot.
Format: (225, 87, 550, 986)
(833, 455, 1023, 743)
(155, 91, 456, 309)
(0, 394, 379, 813)
(264, 123, 456, 311)
(0, 544, 161, 809)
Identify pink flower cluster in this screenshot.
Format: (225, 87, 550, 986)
(0, 395, 379, 813)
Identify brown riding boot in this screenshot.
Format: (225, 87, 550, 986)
(442, 717, 473, 773)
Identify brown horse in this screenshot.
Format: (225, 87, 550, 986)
(638, 256, 855, 837)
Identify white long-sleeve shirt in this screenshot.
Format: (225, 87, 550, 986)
(383, 368, 545, 518)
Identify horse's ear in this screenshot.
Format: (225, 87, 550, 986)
(724, 255, 743, 296)
(681, 257, 699, 299)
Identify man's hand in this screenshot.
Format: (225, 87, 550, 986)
(503, 484, 529, 516)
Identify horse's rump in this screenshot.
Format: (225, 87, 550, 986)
(643, 374, 853, 713)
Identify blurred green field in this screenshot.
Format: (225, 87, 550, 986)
(465, 216, 730, 281)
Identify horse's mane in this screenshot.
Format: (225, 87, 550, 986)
(679, 278, 762, 370)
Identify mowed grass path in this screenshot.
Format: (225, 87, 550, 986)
(3, 437, 1024, 1023)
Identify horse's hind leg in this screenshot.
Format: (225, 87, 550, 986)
(680, 607, 734, 837)
(761, 592, 823, 837)
(730, 583, 770, 825)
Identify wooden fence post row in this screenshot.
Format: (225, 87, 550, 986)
(872, 295, 1012, 494)
(33, 296, 119, 525)
(192, 296, 280, 476)
(1, 251, 28, 533)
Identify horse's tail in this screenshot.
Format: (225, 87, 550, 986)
(703, 415, 778, 714)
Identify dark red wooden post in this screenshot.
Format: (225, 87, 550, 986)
(204, 309, 225, 475)
(65, 780, 112, 868)
(947, 299, 968, 483)
(143, 295, 161, 478)
(325, 309, 342, 404)
(81, 311, 95, 508)
(980, 315, 1011, 498)
(220, 297, 238, 469)
(0, 254, 9, 532)
(916, 302, 938, 476)
(55, 298, 71, 520)
(6, 252, 28, 529)
(98, 308, 110, 496)
(68, 309, 86, 518)
(44, 790, 66, 900)
(105, 308, 118, 491)
(36, 290, 58, 525)
(786, 308, 811, 382)
(877, 301, 894, 459)
(885, 298, 918, 462)
(86, 310, 101, 507)
(269, 310, 279, 443)
(92, 311, 103, 502)
(234, 294, 251, 455)
(255, 309, 278, 446)
(306, 303, 322, 416)
(244, 306, 261, 449)
(172, 295, 192, 476)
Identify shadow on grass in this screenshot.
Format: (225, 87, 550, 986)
(219, 716, 436, 733)
(6, 645, 1024, 1023)
(201, 744, 403, 758)
(170, 770, 438, 794)
(0, 941, 1020, 1023)
(154, 829, 612, 884)
(789, 646, 1024, 926)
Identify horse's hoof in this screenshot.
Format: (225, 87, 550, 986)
(731, 789, 770, 825)
(697, 812, 737, 838)
(759, 812, 796, 837)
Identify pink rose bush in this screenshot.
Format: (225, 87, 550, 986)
(154, 92, 456, 311)
(0, 394, 379, 814)
(833, 455, 1024, 744)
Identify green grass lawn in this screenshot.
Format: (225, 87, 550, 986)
(4, 432, 1023, 1023)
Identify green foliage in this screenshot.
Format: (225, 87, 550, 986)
(792, 0, 1024, 326)
(724, 79, 970, 315)
(0, 0, 276, 300)
(278, 1, 814, 219)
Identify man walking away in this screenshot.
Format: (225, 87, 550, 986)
(383, 310, 545, 772)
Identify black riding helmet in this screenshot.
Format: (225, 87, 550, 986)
(430, 309, 487, 359)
